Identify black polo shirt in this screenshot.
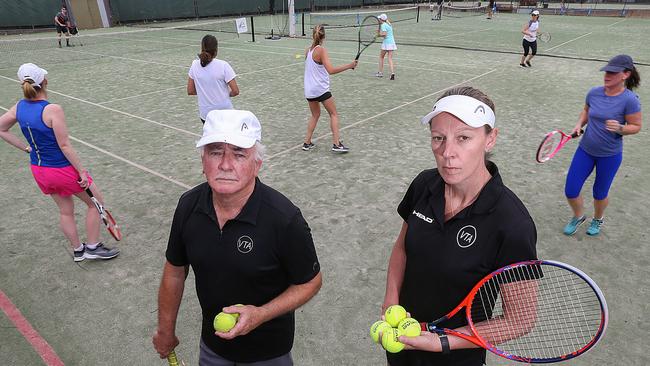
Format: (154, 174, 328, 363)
(388, 162, 537, 366)
(166, 178, 320, 363)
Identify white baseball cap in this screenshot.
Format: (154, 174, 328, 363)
(17, 63, 48, 88)
(531, 10, 540, 15)
(196, 109, 262, 149)
(378, 13, 388, 21)
(421, 95, 495, 128)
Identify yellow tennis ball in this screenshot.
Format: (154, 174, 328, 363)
(397, 317, 421, 337)
(385, 305, 407, 327)
(213, 312, 237, 332)
(370, 320, 393, 343)
(381, 328, 405, 353)
(295, 54, 302, 59)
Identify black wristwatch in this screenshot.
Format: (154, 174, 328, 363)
(438, 333, 451, 355)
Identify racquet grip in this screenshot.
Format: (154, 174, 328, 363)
(167, 350, 180, 366)
(570, 129, 584, 138)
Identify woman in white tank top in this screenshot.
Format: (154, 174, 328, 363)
(520, 10, 541, 68)
(302, 25, 357, 153)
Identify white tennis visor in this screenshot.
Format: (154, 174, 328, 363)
(421, 95, 495, 128)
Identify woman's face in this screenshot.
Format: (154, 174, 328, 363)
(603, 70, 630, 89)
(430, 112, 497, 186)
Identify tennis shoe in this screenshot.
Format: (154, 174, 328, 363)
(331, 142, 349, 153)
(375, 72, 383, 78)
(526, 61, 532, 67)
(586, 218, 604, 236)
(563, 215, 586, 235)
(302, 142, 315, 151)
(83, 243, 119, 260)
(519, 63, 527, 68)
(73, 246, 85, 262)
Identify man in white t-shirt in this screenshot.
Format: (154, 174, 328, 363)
(188, 35, 240, 123)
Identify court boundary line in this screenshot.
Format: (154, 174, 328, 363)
(266, 68, 497, 162)
(0, 289, 65, 366)
(545, 32, 593, 52)
(606, 18, 627, 27)
(97, 61, 305, 105)
(0, 105, 192, 189)
(0, 74, 200, 137)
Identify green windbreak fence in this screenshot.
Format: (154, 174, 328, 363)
(0, 0, 63, 29)
(109, 0, 422, 23)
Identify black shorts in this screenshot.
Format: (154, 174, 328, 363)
(522, 39, 537, 56)
(56, 25, 69, 34)
(306, 91, 332, 102)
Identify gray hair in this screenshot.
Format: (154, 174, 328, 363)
(199, 141, 265, 162)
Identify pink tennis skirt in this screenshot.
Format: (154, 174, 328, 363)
(30, 165, 93, 196)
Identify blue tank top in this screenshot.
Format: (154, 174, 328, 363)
(16, 99, 70, 167)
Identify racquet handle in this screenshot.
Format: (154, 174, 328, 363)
(167, 350, 182, 366)
(570, 129, 584, 138)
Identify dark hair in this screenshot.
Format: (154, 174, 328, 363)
(199, 34, 218, 67)
(311, 25, 325, 48)
(626, 67, 640, 90)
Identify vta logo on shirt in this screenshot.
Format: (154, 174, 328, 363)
(456, 225, 477, 248)
(237, 235, 253, 253)
(412, 210, 434, 223)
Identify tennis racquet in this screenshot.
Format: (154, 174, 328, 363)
(539, 32, 551, 43)
(355, 16, 380, 61)
(84, 188, 122, 241)
(535, 129, 582, 163)
(167, 350, 185, 366)
(420, 260, 608, 363)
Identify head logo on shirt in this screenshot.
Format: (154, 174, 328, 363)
(237, 235, 253, 254)
(456, 225, 477, 248)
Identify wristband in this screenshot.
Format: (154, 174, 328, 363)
(439, 333, 450, 354)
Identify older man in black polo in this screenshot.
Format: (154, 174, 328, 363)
(153, 109, 322, 365)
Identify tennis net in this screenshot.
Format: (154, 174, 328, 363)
(443, 5, 488, 18)
(308, 6, 420, 28)
(0, 18, 252, 70)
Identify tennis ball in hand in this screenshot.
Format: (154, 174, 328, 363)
(213, 312, 237, 332)
(397, 317, 421, 337)
(384, 305, 407, 327)
(381, 328, 405, 353)
(370, 320, 393, 343)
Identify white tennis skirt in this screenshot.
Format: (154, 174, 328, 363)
(381, 43, 397, 51)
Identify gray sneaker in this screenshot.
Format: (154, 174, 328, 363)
(84, 243, 119, 260)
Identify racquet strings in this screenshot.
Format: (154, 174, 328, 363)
(359, 17, 378, 46)
(469, 263, 604, 361)
(537, 133, 562, 162)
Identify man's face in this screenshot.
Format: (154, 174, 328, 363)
(62, 8, 67, 15)
(202, 142, 261, 196)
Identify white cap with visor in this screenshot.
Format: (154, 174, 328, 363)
(421, 95, 495, 128)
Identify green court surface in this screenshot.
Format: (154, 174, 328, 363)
(1, 11, 648, 365)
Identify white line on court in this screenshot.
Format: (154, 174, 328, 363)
(545, 32, 593, 52)
(265, 68, 498, 162)
(0, 105, 192, 190)
(96, 61, 305, 105)
(607, 19, 627, 27)
(0, 74, 200, 137)
(66, 48, 190, 68)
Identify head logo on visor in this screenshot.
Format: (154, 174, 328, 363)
(421, 95, 495, 128)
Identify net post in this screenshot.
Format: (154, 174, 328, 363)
(302, 12, 305, 36)
(416, 5, 420, 22)
(250, 16, 255, 42)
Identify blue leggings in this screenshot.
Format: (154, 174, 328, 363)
(564, 146, 622, 200)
